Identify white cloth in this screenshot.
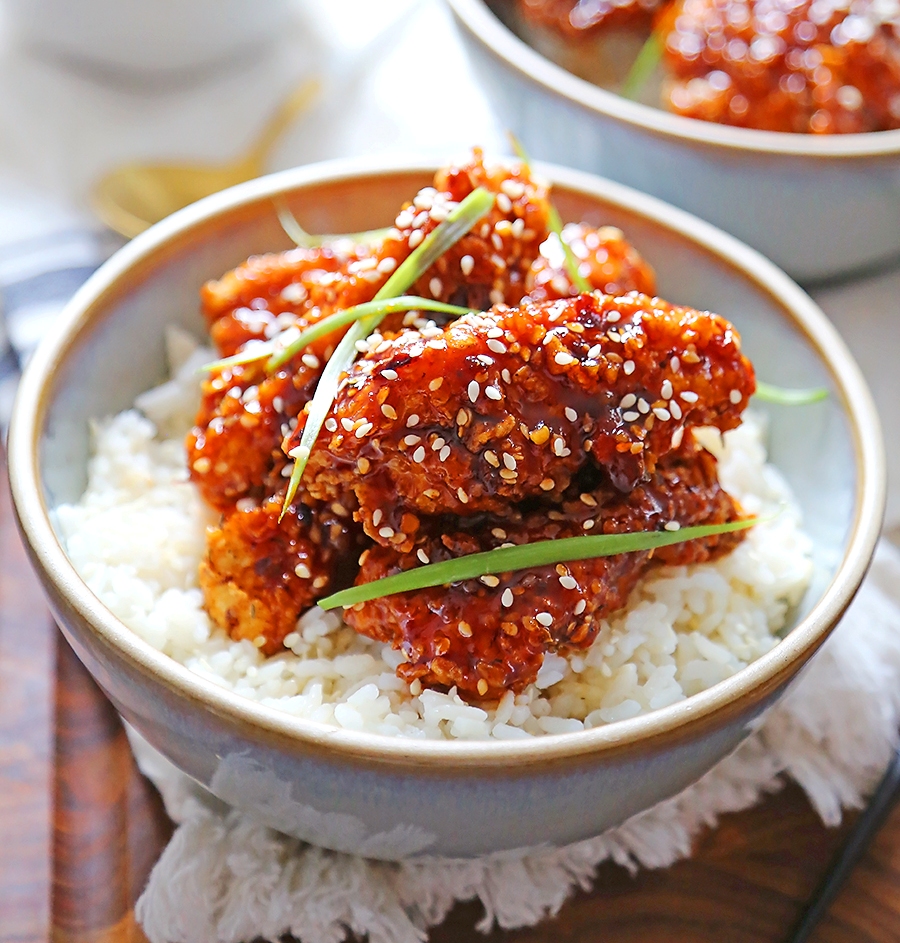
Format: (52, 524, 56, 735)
(129, 540, 900, 943)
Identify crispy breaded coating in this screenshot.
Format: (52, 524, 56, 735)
(200, 492, 363, 655)
(299, 292, 754, 550)
(345, 440, 742, 699)
(526, 222, 656, 301)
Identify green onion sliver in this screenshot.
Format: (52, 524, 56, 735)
(318, 517, 759, 609)
(275, 200, 390, 249)
(754, 381, 828, 405)
(266, 297, 473, 372)
(201, 297, 473, 376)
(620, 32, 663, 101)
(279, 186, 496, 517)
(507, 132, 591, 294)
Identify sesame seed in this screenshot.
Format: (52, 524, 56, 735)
(192, 457, 211, 474)
(372, 509, 383, 526)
(607, 312, 621, 323)
(484, 450, 500, 467)
(457, 487, 469, 504)
(429, 277, 443, 297)
(487, 327, 504, 338)
(622, 411, 640, 422)
(476, 354, 493, 366)
(481, 575, 500, 587)
(460, 255, 475, 276)
(653, 407, 671, 421)
(670, 400, 683, 420)
(582, 519, 595, 530)
(580, 493, 597, 507)
(325, 417, 338, 432)
(382, 369, 398, 381)
(574, 599, 587, 615)
(477, 679, 489, 696)
(499, 468, 517, 480)
(294, 563, 311, 579)
(409, 679, 422, 696)
(560, 575, 577, 590)
(253, 635, 267, 649)
(407, 414, 420, 427)
(564, 407, 577, 422)
(587, 344, 602, 359)
(620, 393, 637, 409)
(492, 527, 508, 540)
(729, 389, 742, 404)
(355, 422, 373, 438)
(487, 338, 506, 354)
(623, 361, 635, 375)
(357, 457, 370, 474)
(379, 526, 395, 539)
(485, 387, 502, 401)
(661, 380, 673, 400)
(671, 356, 680, 371)
(381, 404, 397, 419)
(664, 521, 681, 531)
(301, 353, 320, 369)
(272, 396, 284, 413)
(457, 408, 470, 426)
(439, 445, 451, 462)
(554, 351, 576, 366)
(672, 427, 684, 448)
(534, 611, 553, 627)
(540, 478, 555, 491)
(377, 257, 397, 274)
(432, 437, 445, 451)
(458, 621, 473, 637)
(429, 377, 443, 391)
(496, 192, 513, 213)
(501, 588, 514, 607)
(503, 453, 517, 470)
(468, 380, 480, 402)
(403, 434, 420, 446)
(680, 391, 699, 403)
(417, 549, 430, 564)
(553, 437, 566, 455)
(412, 446, 426, 463)
(408, 230, 424, 249)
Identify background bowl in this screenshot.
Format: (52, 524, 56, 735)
(446, 0, 900, 284)
(8, 157, 884, 859)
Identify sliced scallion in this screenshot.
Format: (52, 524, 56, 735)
(279, 186, 496, 517)
(755, 382, 828, 405)
(620, 32, 663, 101)
(317, 517, 759, 609)
(201, 297, 474, 375)
(274, 200, 390, 249)
(508, 132, 591, 293)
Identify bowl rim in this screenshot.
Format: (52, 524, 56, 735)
(446, 0, 900, 159)
(8, 154, 885, 771)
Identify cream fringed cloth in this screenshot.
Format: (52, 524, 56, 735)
(129, 540, 900, 943)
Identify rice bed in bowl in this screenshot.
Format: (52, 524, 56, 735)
(55, 335, 812, 742)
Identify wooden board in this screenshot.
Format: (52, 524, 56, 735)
(4, 459, 900, 943)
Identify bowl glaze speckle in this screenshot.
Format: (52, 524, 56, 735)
(446, 0, 900, 284)
(8, 157, 884, 858)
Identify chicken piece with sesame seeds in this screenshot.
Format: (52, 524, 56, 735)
(526, 222, 656, 302)
(298, 291, 754, 550)
(662, 0, 900, 133)
(345, 438, 743, 699)
(200, 492, 365, 655)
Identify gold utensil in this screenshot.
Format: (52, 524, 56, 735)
(91, 78, 320, 238)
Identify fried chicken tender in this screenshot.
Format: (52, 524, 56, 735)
(526, 222, 656, 301)
(663, 0, 900, 133)
(299, 292, 754, 550)
(200, 493, 363, 655)
(345, 439, 742, 699)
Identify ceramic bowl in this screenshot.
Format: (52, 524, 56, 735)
(446, 0, 900, 284)
(8, 157, 884, 859)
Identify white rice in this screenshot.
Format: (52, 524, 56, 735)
(55, 332, 813, 741)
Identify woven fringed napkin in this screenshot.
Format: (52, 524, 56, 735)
(130, 539, 900, 943)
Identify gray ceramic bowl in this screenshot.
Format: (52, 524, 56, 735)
(8, 157, 884, 859)
(447, 0, 900, 284)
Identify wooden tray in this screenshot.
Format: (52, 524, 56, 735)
(4, 462, 900, 943)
